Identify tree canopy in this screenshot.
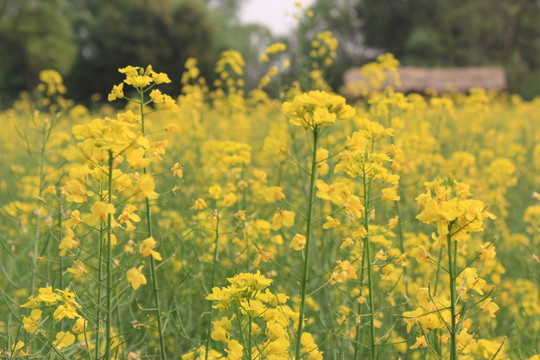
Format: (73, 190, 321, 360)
(0, 0, 257, 104)
(65, 0, 216, 101)
(299, 0, 540, 97)
(0, 0, 76, 101)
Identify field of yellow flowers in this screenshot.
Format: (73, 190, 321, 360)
(0, 37, 539, 360)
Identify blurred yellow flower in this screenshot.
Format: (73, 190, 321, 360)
(139, 236, 162, 261)
(127, 266, 147, 290)
(53, 331, 75, 350)
(290, 234, 307, 251)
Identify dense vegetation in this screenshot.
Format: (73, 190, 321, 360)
(0, 30, 539, 359)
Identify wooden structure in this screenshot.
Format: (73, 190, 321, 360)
(342, 66, 507, 97)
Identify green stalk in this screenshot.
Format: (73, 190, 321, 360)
(294, 127, 319, 360)
(95, 181, 105, 360)
(95, 218, 104, 360)
(276, 68, 283, 102)
(353, 239, 367, 360)
(105, 151, 114, 360)
(433, 248, 444, 296)
(242, 168, 250, 272)
(30, 207, 41, 295)
(447, 223, 457, 360)
(362, 169, 376, 360)
(29, 122, 50, 295)
(244, 226, 250, 272)
(58, 203, 63, 290)
(139, 89, 167, 359)
(148, 234, 166, 357)
(247, 315, 253, 360)
(393, 201, 409, 300)
(205, 211, 220, 360)
(50, 307, 55, 347)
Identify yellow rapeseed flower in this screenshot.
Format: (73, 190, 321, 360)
(282, 90, 355, 130)
(133, 174, 159, 199)
(53, 331, 75, 350)
(322, 216, 340, 229)
(91, 201, 116, 222)
(139, 236, 162, 261)
(127, 266, 147, 290)
(108, 83, 124, 101)
(22, 309, 42, 333)
(59, 227, 79, 256)
(290, 234, 307, 251)
(225, 339, 243, 360)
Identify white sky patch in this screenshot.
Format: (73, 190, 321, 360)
(239, 0, 315, 36)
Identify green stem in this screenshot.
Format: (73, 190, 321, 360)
(95, 218, 104, 360)
(140, 88, 167, 360)
(29, 122, 49, 296)
(353, 240, 368, 360)
(242, 168, 250, 272)
(248, 315, 253, 360)
(433, 248, 443, 296)
(105, 151, 113, 359)
(294, 127, 319, 360)
(234, 304, 247, 348)
(277, 68, 283, 102)
(244, 227, 250, 272)
(363, 171, 376, 360)
(394, 201, 409, 300)
(447, 223, 457, 360)
(50, 308, 55, 347)
(149, 245, 166, 356)
(147, 196, 167, 358)
(205, 211, 220, 360)
(30, 208, 41, 296)
(58, 203, 63, 290)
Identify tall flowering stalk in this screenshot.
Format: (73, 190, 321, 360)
(105, 150, 114, 359)
(204, 271, 300, 359)
(66, 111, 150, 357)
(108, 65, 175, 359)
(21, 70, 68, 296)
(282, 90, 355, 360)
(205, 209, 220, 360)
(28, 115, 53, 297)
(332, 119, 400, 359)
(404, 180, 498, 359)
(258, 42, 289, 100)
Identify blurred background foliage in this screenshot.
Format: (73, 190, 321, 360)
(0, 0, 539, 106)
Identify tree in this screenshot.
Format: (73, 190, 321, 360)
(356, 0, 540, 96)
(296, 0, 540, 97)
(0, 0, 77, 104)
(296, 0, 366, 90)
(65, 0, 216, 101)
(204, 0, 247, 19)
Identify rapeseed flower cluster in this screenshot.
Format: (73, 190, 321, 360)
(205, 271, 323, 360)
(282, 90, 355, 129)
(20, 287, 83, 352)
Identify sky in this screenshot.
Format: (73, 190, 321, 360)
(239, 0, 315, 36)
